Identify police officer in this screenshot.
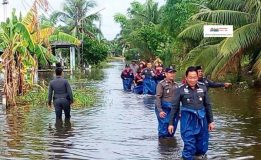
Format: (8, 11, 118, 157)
(168, 66, 215, 160)
(141, 62, 156, 95)
(121, 64, 134, 91)
(155, 67, 179, 138)
(155, 64, 165, 84)
(48, 63, 73, 120)
(196, 66, 232, 89)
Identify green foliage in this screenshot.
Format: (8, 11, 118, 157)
(73, 88, 97, 108)
(178, 0, 261, 80)
(49, 32, 81, 46)
(18, 85, 98, 108)
(82, 36, 109, 65)
(114, 0, 169, 60)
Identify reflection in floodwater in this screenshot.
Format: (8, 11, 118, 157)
(0, 61, 260, 159)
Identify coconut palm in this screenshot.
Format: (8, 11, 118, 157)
(178, 0, 261, 79)
(114, 0, 165, 60)
(52, 0, 101, 66)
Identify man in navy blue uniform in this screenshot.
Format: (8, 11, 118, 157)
(168, 66, 215, 160)
(141, 62, 156, 95)
(196, 66, 232, 89)
(48, 63, 73, 120)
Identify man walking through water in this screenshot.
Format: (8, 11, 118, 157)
(196, 65, 232, 89)
(155, 67, 179, 138)
(48, 63, 73, 120)
(168, 66, 215, 160)
(141, 62, 156, 95)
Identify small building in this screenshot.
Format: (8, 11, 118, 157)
(50, 41, 77, 71)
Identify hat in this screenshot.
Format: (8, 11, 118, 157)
(165, 67, 176, 73)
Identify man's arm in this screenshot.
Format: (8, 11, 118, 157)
(204, 88, 214, 124)
(155, 83, 163, 112)
(207, 79, 225, 88)
(121, 71, 125, 79)
(169, 88, 181, 125)
(66, 80, 73, 104)
(48, 83, 53, 106)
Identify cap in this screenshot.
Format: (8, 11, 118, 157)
(165, 67, 176, 73)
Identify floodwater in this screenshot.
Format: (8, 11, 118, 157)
(0, 61, 260, 159)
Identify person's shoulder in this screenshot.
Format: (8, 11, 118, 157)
(198, 83, 207, 90)
(178, 83, 186, 88)
(173, 82, 180, 88)
(158, 80, 166, 86)
(64, 78, 69, 83)
(198, 81, 205, 86)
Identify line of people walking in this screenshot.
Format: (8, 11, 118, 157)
(120, 59, 168, 95)
(121, 60, 232, 160)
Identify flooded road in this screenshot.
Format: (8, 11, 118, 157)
(0, 61, 260, 159)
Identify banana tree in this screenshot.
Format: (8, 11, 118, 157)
(0, 0, 80, 106)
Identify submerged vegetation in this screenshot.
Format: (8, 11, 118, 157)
(17, 83, 99, 108)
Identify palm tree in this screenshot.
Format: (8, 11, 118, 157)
(52, 0, 101, 67)
(178, 0, 261, 79)
(114, 0, 165, 60)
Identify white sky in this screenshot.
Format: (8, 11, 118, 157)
(0, 0, 166, 40)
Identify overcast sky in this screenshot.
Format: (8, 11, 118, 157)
(0, 0, 165, 40)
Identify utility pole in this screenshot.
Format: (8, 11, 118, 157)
(2, 0, 8, 21)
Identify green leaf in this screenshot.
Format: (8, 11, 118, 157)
(14, 22, 35, 51)
(191, 10, 253, 27)
(220, 23, 261, 56)
(49, 32, 81, 46)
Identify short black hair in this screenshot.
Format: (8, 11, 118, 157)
(195, 65, 202, 71)
(186, 66, 198, 76)
(56, 62, 62, 68)
(55, 67, 63, 76)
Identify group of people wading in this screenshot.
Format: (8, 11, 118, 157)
(121, 60, 232, 160)
(120, 58, 167, 95)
